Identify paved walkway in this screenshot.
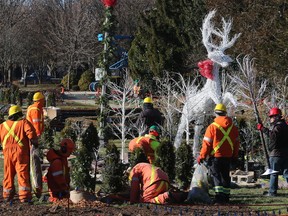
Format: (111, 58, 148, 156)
(62, 91, 97, 105)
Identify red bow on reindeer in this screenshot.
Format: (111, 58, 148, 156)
(101, 0, 117, 7)
(197, 59, 214, 80)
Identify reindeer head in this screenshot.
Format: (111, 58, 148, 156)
(202, 10, 241, 68)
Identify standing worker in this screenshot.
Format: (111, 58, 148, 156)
(138, 97, 163, 133)
(26, 91, 45, 137)
(26, 91, 45, 199)
(129, 125, 161, 164)
(0, 105, 38, 203)
(46, 138, 75, 202)
(60, 84, 65, 102)
(197, 103, 240, 204)
(133, 79, 141, 98)
(257, 107, 288, 197)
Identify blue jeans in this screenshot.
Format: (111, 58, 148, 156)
(269, 156, 288, 194)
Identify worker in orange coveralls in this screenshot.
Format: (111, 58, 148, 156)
(197, 103, 240, 204)
(0, 105, 38, 203)
(26, 91, 45, 137)
(129, 125, 161, 164)
(26, 92, 45, 199)
(46, 138, 75, 202)
(129, 162, 187, 204)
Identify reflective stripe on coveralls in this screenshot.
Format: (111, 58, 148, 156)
(150, 165, 169, 204)
(2, 121, 24, 149)
(136, 136, 156, 161)
(153, 181, 169, 204)
(27, 107, 43, 124)
(52, 166, 66, 177)
(214, 185, 230, 194)
(210, 122, 234, 156)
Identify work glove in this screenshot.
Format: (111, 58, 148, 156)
(196, 156, 203, 165)
(257, 123, 263, 131)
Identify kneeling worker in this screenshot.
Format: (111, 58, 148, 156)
(129, 162, 187, 204)
(46, 138, 75, 202)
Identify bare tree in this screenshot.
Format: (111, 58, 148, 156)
(37, 0, 102, 89)
(154, 71, 185, 141)
(0, 0, 30, 84)
(106, 70, 139, 162)
(230, 55, 272, 173)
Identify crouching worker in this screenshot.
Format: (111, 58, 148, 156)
(129, 162, 187, 204)
(46, 138, 75, 202)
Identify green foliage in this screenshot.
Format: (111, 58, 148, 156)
(71, 85, 80, 91)
(97, 6, 117, 142)
(27, 92, 34, 106)
(46, 91, 56, 107)
(60, 120, 77, 142)
(61, 71, 79, 89)
(154, 138, 176, 182)
(128, 147, 149, 168)
(175, 142, 193, 190)
(78, 70, 94, 91)
(0, 85, 20, 104)
(39, 118, 55, 150)
(101, 143, 125, 193)
(128, 0, 207, 84)
(71, 123, 100, 192)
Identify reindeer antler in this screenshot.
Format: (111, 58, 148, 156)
(201, 10, 241, 66)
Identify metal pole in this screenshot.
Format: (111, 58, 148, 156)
(99, 16, 109, 143)
(252, 100, 271, 169)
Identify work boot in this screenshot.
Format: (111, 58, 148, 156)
(168, 191, 188, 203)
(213, 193, 227, 205)
(35, 187, 42, 199)
(20, 199, 33, 205)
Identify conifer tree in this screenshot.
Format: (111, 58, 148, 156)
(101, 143, 125, 193)
(71, 123, 100, 192)
(175, 142, 193, 190)
(129, 0, 207, 85)
(154, 138, 176, 182)
(128, 147, 149, 168)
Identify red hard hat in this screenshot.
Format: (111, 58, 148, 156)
(60, 138, 75, 156)
(269, 107, 282, 117)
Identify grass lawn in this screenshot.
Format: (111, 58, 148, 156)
(229, 187, 288, 212)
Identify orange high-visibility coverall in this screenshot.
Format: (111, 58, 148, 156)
(0, 118, 37, 202)
(129, 163, 170, 204)
(129, 134, 160, 163)
(199, 115, 239, 202)
(199, 116, 240, 159)
(26, 101, 44, 137)
(46, 149, 70, 202)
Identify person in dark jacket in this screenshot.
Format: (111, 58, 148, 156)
(257, 107, 288, 196)
(138, 97, 163, 133)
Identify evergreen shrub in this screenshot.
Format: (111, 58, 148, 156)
(154, 138, 176, 182)
(78, 70, 94, 91)
(175, 142, 193, 190)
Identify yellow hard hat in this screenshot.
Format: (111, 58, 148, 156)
(214, 103, 227, 113)
(9, 105, 22, 117)
(33, 92, 44, 101)
(144, 97, 153, 103)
